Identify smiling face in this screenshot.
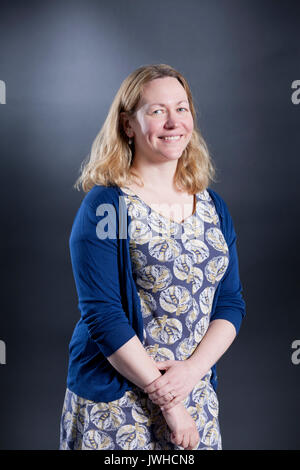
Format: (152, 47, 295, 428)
(124, 76, 194, 164)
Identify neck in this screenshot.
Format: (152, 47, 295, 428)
(130, 156, 180, 193)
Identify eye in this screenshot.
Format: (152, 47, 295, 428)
(152, 109, 164, 115)
(177, 107, 188, 112)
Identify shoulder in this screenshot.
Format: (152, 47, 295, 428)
(82, 185, 120, 209)
(206, 187, 236, 242)
(206, 187, 230, 215)
(70, 185, 122, 242)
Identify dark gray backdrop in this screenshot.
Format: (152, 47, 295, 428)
(1, 0, 299, 450)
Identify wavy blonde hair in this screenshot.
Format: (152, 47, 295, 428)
(74, 64, 217, 193)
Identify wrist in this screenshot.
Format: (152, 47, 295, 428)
(161, 402, 184, 416)
(185, 356, 206, 381)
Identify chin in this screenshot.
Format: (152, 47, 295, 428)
(163, 149, 186, 160)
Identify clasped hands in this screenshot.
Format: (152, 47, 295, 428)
(143, 358, 201, 411)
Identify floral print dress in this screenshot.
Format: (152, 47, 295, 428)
(59, 187, 229, 450)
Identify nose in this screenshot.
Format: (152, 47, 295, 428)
(164, 110, 179, 129)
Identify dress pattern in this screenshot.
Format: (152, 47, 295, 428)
(60, 187, 229, 450)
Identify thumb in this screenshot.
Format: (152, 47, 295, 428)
(156, 360, 171, 369)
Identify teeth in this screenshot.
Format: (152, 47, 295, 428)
(161, 135, 181, 141)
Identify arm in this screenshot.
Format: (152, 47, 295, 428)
(70, 202, 184, 387)
(70, 199, 198, 448)
(186, 207, 245, 384)
(143, 319, 236, 411)
(107, 335, 162, 388)
(186, 318, 236, 384)
(107, 336, 200, 450)
(69, 199, 139, 357)
(208, 208, 246, 334)
(144, 203, 246, 409)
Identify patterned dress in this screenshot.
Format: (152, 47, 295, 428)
(60, 187, 229, 450)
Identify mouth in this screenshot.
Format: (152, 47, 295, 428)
(158, 135, 183, 142)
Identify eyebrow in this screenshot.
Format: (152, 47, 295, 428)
(148, 100, 189, 107)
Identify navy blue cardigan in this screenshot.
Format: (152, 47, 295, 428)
(66, 185, 246, 402)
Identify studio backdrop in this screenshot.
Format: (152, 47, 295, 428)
(0, 0, 299, 450)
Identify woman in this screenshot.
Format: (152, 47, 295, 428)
(59, 64, 246, 450)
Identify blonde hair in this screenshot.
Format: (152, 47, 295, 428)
(74, 64, 217, 193)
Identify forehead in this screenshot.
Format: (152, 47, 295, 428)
(139, 77, 188, 106)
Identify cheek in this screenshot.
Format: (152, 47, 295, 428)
(142, 122, 161, 140)
(185, 116, 194, 134)
(139, 119, 156, 137)
(134, 112, 152, 137)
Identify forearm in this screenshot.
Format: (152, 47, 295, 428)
(187, 319, 237, 379)
(107, 335, 162, 389)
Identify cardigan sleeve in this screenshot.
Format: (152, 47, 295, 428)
(209, 201, 246, 335)
(69, 199, 137, 358)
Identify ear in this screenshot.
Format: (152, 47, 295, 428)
(120, 112, 133, 138)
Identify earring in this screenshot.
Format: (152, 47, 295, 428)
(128, 137, 133, 145)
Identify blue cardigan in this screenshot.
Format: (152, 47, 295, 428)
(66, 185, 246, 402)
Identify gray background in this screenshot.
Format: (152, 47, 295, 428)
(0, 0, 299, 450)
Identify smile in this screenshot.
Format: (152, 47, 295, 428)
(159, 135, 182, 141)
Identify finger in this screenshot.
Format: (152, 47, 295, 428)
(192, 437, 200, 450)
(148, 383, 173, 399)
(155, 362, 168, 370)
(148, 387, 171, 403)
(157, 360, 173, 367)
(181, 433, 190, 450)
(170, 432, 176, 443)
(160, 396, 183, 411)
(147, 376, 179, 396)
(148, 392, 159, 402)
(151, 394, 173, 407)
(172, 431, 181, 447)
(154, 392, 176, 406)
(149, 396, 166, 406)
(186, 435, 196, 451)
(189, 434, 200, 450)
(155, 360, 175, 371)
(160, 401, 177, 412)
(151, 391, 171, 403)
(144, 377, 167, 394)
(173, 431, 183, 447)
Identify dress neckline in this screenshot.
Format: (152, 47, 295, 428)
(119, 186, 198, 225)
